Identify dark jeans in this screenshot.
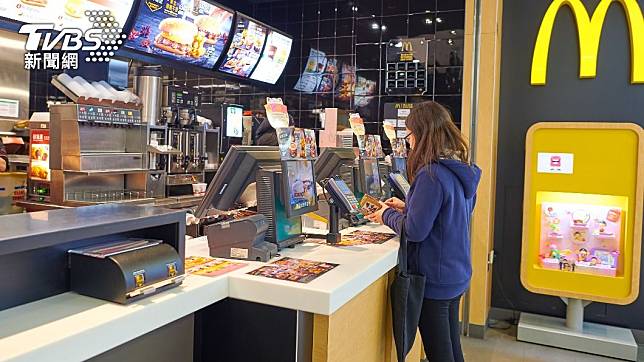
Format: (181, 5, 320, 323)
(418, 296, 464, 362)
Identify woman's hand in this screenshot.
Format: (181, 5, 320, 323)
(384, 197, 405, 212)
(365, 203, 389, 225)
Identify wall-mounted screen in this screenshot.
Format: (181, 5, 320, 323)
(124, 0, 233, 69)
(249, 30, 292, 84)
(218, 15, 267, 77)
(1, 0, 135, 31)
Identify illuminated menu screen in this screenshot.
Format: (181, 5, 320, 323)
(250, 30, 292, 84)
(1, 0, 134, 32)
(218, 15, 267, 78)
(124, 0, 233, 69)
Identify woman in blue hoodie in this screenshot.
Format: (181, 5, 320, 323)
(366, 101, 481, 362)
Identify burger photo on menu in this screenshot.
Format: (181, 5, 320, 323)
(154, 18, 198, 56)
(125, 0, 233, 69)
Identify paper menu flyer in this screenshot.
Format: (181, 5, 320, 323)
(247, 257, 338, 284)
(308, 230, 396, 247)
(383, 124, 397, 141)
(185, 256, 247, 278)
(363, 135, 384, 158)
(348, 113, 365, 136)
(277, 127, 318, 160)
(391, 138, 408, 157)
(264, 98, 290, 129)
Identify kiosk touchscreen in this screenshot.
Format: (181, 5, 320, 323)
(358, 158, 383, 198)
(388, 172, 411, 200)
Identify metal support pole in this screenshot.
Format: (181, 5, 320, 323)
(561, 297, 590, 333)
(463, 0, 483, 337)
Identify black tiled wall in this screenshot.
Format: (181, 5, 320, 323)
(30, 0, 465, 136)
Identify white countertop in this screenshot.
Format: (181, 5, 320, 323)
(0, 224, 399, 362)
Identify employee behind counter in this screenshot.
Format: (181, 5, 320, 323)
(0, 139, 7, 172)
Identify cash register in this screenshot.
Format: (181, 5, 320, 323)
(194, 146, 281, 261)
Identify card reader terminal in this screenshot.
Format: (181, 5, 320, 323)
(388, 172, 411, 200)
(325, 177, 368, 226)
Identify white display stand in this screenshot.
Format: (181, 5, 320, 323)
(517, 298, 638, 361)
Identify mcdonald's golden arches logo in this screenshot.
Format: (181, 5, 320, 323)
(402, 41, 414, 53)
(531, 0, 644, 85)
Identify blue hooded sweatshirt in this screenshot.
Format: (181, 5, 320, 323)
(383, 159, 481, 300)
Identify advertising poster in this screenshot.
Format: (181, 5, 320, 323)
(336, 64, 356, 102)
(354, 75, 377, 107)
(219, 16, 267, 77)
(316, 58, 338, 94)
(2, 0, 135, 31)
(29, 129, 50, 181)
(284, 160, 316, 213)
(185, 256, 247, 277)
(125, 0, 233, 69)
(247, 257, 338, 284)
(294, 49, 328, 93)
(250, 30, 293, 84)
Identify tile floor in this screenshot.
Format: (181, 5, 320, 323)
(459, 326, 627, 362)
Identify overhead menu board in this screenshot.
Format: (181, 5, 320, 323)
(218, 15, 267, 78)
(124, 0, 233, 69)
(1, 0, 135, 31)
(249, 30, 292, 84)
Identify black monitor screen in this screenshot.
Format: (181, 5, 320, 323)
(194, 146, 281, 218)
(282, 160, 318, 218)
(314, 147, 355, 180)
(361, 158, 382, 198)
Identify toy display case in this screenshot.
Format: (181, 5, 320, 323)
(538, 201, 623, 277)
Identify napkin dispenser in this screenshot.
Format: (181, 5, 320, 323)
(69, 239, 185, 304)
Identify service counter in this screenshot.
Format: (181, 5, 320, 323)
(0, 217, 422, 362)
